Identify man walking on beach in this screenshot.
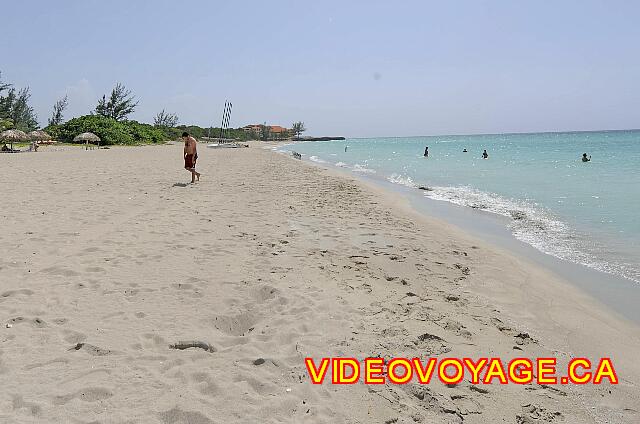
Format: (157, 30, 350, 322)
(182, 132, 201, 183)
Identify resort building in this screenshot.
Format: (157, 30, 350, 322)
(242, 124, 291, 140)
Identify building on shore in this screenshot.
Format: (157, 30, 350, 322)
(242, 124, 292, 140)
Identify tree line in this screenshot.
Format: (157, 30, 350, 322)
(0, 71, 39, 132)
(1, 70, 305, 144)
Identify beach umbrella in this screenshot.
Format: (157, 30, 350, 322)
(28, 130, 52, 142)
(0, 129, 29, 151)
(73, 132, 101, 150)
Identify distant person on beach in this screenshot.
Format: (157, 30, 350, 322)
(424, 146, 429, 157)
(482, 149, 488, 159)
(182, 132, 201, 183)
(582, 153, 591, 162)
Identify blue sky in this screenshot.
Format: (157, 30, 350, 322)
(1, 0, 638, 137)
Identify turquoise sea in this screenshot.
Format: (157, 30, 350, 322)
(280, 130, 640, 284)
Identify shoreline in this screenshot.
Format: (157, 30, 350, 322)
(279, 141, 640, 324)
(1, 144, 638, 422)
(268, 142, 640, 419)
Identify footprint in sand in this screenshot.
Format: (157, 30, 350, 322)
(62, 329, 87, 344)
(516, 404, 563, 423)
(490, 317, 537, 347)
(438, 318, 473, 339)
(444, 294, 469, 307)
(68, 342, 113, 356)
(404, 386, 461, 419)
(250, 285, 280, 302)
(453, 263, 471, 275)
(450, 394, 482, 415)
(413, 332, 451, 355)
(159, 407, 214, 424)
(11, 395, 42, 417)
(52, 387, 113, 405)
(6, 317, 47, 328)
(210, 312, 258, 336)
(85, 266, 105, 273)
(40, 266, 79, 277)
(190, 372, 220, 397)
(1, 289, 34, 300)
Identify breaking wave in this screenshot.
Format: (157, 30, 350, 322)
(421, 185, 639, 283)
(387, 173, 418, 188)
(309, 155, 327, 164)
(352, 164, 376, 174)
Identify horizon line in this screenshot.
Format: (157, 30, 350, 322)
(344, 127, 640, 140)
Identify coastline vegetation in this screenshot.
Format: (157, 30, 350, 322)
(1, 72, 255, 145)
(45, 115, 166, 145)
(0, 71, 39, 132)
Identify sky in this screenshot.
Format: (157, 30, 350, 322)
(1, 0, 639, 137)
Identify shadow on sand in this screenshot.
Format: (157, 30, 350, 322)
(172, 182, 189, 187)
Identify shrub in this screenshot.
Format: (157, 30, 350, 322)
(126, 120, 166, 143)
(45, 115, 167, 145)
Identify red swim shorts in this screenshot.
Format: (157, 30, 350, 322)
(184, 154, 196, 169)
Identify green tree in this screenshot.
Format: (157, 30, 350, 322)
(0, 118, 12, 131)
(46, 115, 133, 145)
(95, 83, 138, 121)
(292, 121, 306, 140)
(0, 72, 38, 131)
(260, 123, 270, 141)
(0, 88, 14, 120)
(126, 120, 166, 143)
(0, 72, 13, 122)
(0, 71, 11, 97)
(45, 115, 165, 145)
(48, 94, 68, 126)
(3, 88, 39, 131)
(153, 109, 179, 128)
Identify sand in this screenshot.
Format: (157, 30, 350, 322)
(0, 143, 638, 423)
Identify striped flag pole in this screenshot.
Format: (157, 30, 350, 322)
(224, 103, 233, 140)
(219, 100, 228, 140)
(222, 103, 229, 139)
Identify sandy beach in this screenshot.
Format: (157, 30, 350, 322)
(1, 144, 638, 423)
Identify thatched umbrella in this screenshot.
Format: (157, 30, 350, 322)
(0, 129, 29, 151)
(28, 130, 53, 143)
(73, 132, 101, 150)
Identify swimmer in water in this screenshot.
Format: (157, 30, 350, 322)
(582, 153, 591, 162)
(463, 148, 468, 153)
(424, 146, 429, 157)
(482, 149, 488, 159)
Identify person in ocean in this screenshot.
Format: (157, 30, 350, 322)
(463, 148, 468, 152)
(345, 146, 348, 152)
(424, 146, 429, 157)
(582, 153, 591, 162)
(482, 149, 488, 159)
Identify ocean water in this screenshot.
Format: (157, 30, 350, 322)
(280, 131, 640, 284)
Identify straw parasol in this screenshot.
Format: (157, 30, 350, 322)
(73, 132, 101, 150)
(28, 130, 53, 143)
(0, 129, 29, 151)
